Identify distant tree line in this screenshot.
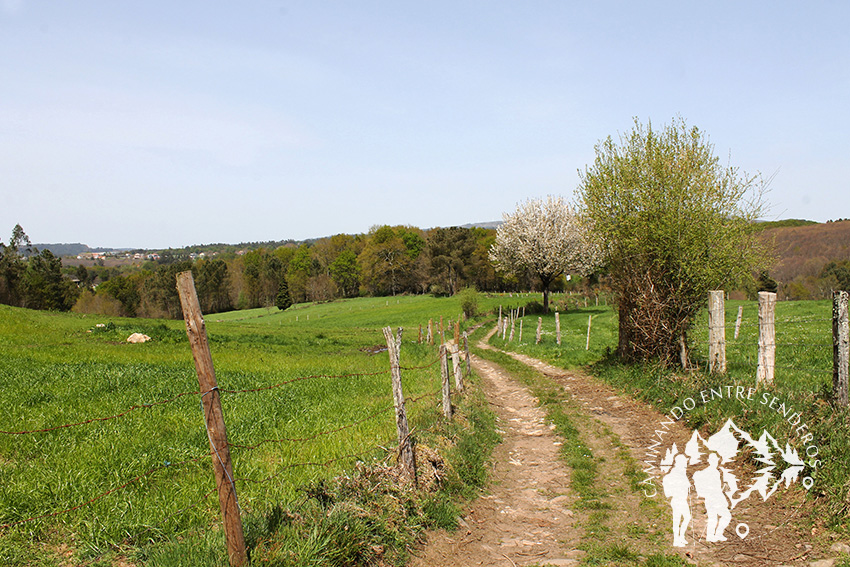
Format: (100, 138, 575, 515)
(1, 224, 591, 319)
(0, 225, 79, 311)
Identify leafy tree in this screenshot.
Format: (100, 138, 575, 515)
(329, 249, 360, 298)
(458, 286, 480, 319)
(359, 226, 418, 296)
(490, 196, 597, 312)
(577, 117, 770, 364)
(822, 261, 850, 291)
(98, 274, 142, 316)
(428, 227, 476, 296)
(195, 258, 232, 313)
(287, 244, 313, 303)
(139, 261, 192, 318)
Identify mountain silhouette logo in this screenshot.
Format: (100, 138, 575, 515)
(659, 419, 806, 547)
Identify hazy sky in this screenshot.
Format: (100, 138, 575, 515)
(2, 1, 848, 249)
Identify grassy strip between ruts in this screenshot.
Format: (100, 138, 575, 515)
(472, 344, 687, 567)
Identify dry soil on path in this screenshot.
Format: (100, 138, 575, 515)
(409, 327, 840, 567)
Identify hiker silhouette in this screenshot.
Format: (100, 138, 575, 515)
(662, 453, 691, 547)
(693, 452, 732, 542)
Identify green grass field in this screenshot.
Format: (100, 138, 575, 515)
(0, 293, 511, 565)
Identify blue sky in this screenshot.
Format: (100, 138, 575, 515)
(1, 1, 848, 249)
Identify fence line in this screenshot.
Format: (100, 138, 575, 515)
(1, 275, 470, 567)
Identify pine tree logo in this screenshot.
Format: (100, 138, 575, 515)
(659, 419, 806, 547)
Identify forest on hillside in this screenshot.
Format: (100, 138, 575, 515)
(2, 224, 585, 319)
(1, 219, 848, 319)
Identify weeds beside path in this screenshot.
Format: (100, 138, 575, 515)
(410, 326, 843, 567)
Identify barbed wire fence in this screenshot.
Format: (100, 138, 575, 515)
(0, 272, 471, 567)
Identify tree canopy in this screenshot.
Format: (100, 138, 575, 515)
(490, 196, 598, 312)
(577, 117, 771, 364)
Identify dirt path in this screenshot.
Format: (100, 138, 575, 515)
(409, 327, 840, 567)
(409, 330, 583, 567)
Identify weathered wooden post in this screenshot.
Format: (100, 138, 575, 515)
(586, 315, 592, 351)
(498, 305, 503, 335)
(439, 344, 453, 419)
(757, 291, 776, 386)
(418, 324, 423, 344)
(509, 316, 515, 342)
(383, 326, 417, 482)
(708, 290, 727, 373)
(176, 272, 247, 567)
(450, 342, 465, 393)
(734, 305, 743, 340)
(427, 319, 433, 345)
(518, 319, 523, 344)
(536, 317, 543, 344)
(833, 290, 849, 407)
(463, 331, 471, 377)
(555, 312, 561, 346)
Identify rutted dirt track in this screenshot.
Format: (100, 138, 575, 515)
(409, 327, 838, 567)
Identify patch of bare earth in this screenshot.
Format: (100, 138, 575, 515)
(409, 326, 843, 567)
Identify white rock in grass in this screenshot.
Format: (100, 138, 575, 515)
(127, 333, 151, 343)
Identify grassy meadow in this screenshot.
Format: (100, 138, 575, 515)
(0, 293, 510, 565)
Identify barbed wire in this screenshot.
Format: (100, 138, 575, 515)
(0, 333, 455, 542)
(0, 390, 201, 435)
(236, 446, 386, 487)
(230, 402, 397, 452)
(219, 370, 389, 395)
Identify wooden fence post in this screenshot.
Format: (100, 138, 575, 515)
(757, 291, 776, 386)
(450, 343, 465, 393)
(555, 312, 561, 346)
(518, 319, 523, 344)
(734, 305, 743, 340)
(176, 272, 247, 567)
(708, 290, 727, 373)
(439, 344, 453, 419)
(463, 332, 471, 377)
(833, 291, 849, 407)
(427, 319, 433, 345)
(536, 317, 543, 344)
(382, 326, 417, 483)
(586, 315, 592, 351)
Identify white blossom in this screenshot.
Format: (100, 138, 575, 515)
(489, 196, 599, 284)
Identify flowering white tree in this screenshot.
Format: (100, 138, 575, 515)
(490, 196, 598, 312)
